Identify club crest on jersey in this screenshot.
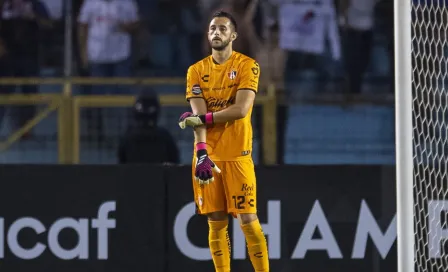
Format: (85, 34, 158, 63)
(228, 70, 237, 80)
(192, 84, 202, 95)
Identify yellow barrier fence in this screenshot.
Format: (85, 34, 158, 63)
(0, 78, 277, 164)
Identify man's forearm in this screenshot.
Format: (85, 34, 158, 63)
(211, 104, 246, 123)
(191, 104, 247, 127)
(189, 97, 208, 143)
(194, 126, 207, 144)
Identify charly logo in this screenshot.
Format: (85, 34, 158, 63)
(201, 75, 209, 82)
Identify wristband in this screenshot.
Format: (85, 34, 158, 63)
(199, 112, 214, 125)
(196, 142, 207, 151)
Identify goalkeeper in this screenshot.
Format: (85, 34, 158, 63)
(178, 11, 269, 272)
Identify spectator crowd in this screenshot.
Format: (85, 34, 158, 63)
(0, 0, 398, 164)
(0, 0, 395, 93)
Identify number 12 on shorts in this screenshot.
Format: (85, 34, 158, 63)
(232, 195, 255, 209)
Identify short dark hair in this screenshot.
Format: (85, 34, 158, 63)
(211, 11, 238, 32)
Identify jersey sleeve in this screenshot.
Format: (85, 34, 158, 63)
(186, 66, 204, 101)
(238, 59, 260, 93)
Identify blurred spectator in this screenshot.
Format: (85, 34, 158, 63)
(0, 0, 51, 135)
(158, 0, 203, 69)
(376, 0, 394, 93)
(278, 0, 340, 93)
(262, 0, 278, 28)
(77, 0, 139, 140)
(39, 0, 62, 19)
(255, 22, 287, 164)
(77, 0, 139, 93)
(118, 94, 180, 164)
(340, 0, 379, 94)
(73, 0, 87, 75)
(203, 0, 264, 59)
(38, 0, 63, 69)
(256, 23, 285, 94)
(156, 0, 182, 69)
(181, 0, 203, 67)
(198, 0, 220, 20)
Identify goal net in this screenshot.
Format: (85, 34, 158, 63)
(412, 1, 448, 271)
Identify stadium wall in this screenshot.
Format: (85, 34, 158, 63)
(0, 165, 401, 271)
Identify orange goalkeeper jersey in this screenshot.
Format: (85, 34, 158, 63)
(186, 51, 260, 161)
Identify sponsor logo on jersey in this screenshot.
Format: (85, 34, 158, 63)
(192, 84, 202, 95)
(207, 96, 235, 110)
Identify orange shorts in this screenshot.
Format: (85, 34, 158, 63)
(192, 159, 257, 216)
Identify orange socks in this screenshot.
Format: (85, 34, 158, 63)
(241, 219, 269, 271)
(208, 219, 231, 272)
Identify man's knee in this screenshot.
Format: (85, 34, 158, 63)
(207, 211, 228, 221)
(238, 213, 258, 225)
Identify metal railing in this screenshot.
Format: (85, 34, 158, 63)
(0, 77, 277, 165)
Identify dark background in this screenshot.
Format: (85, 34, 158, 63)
(0, 165, 401, 272)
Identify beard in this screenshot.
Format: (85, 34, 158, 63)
(210, 38, 231, 51)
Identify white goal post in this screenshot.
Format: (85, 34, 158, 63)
(397, 1, 448, 272)
(394, 0, 414, 271)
